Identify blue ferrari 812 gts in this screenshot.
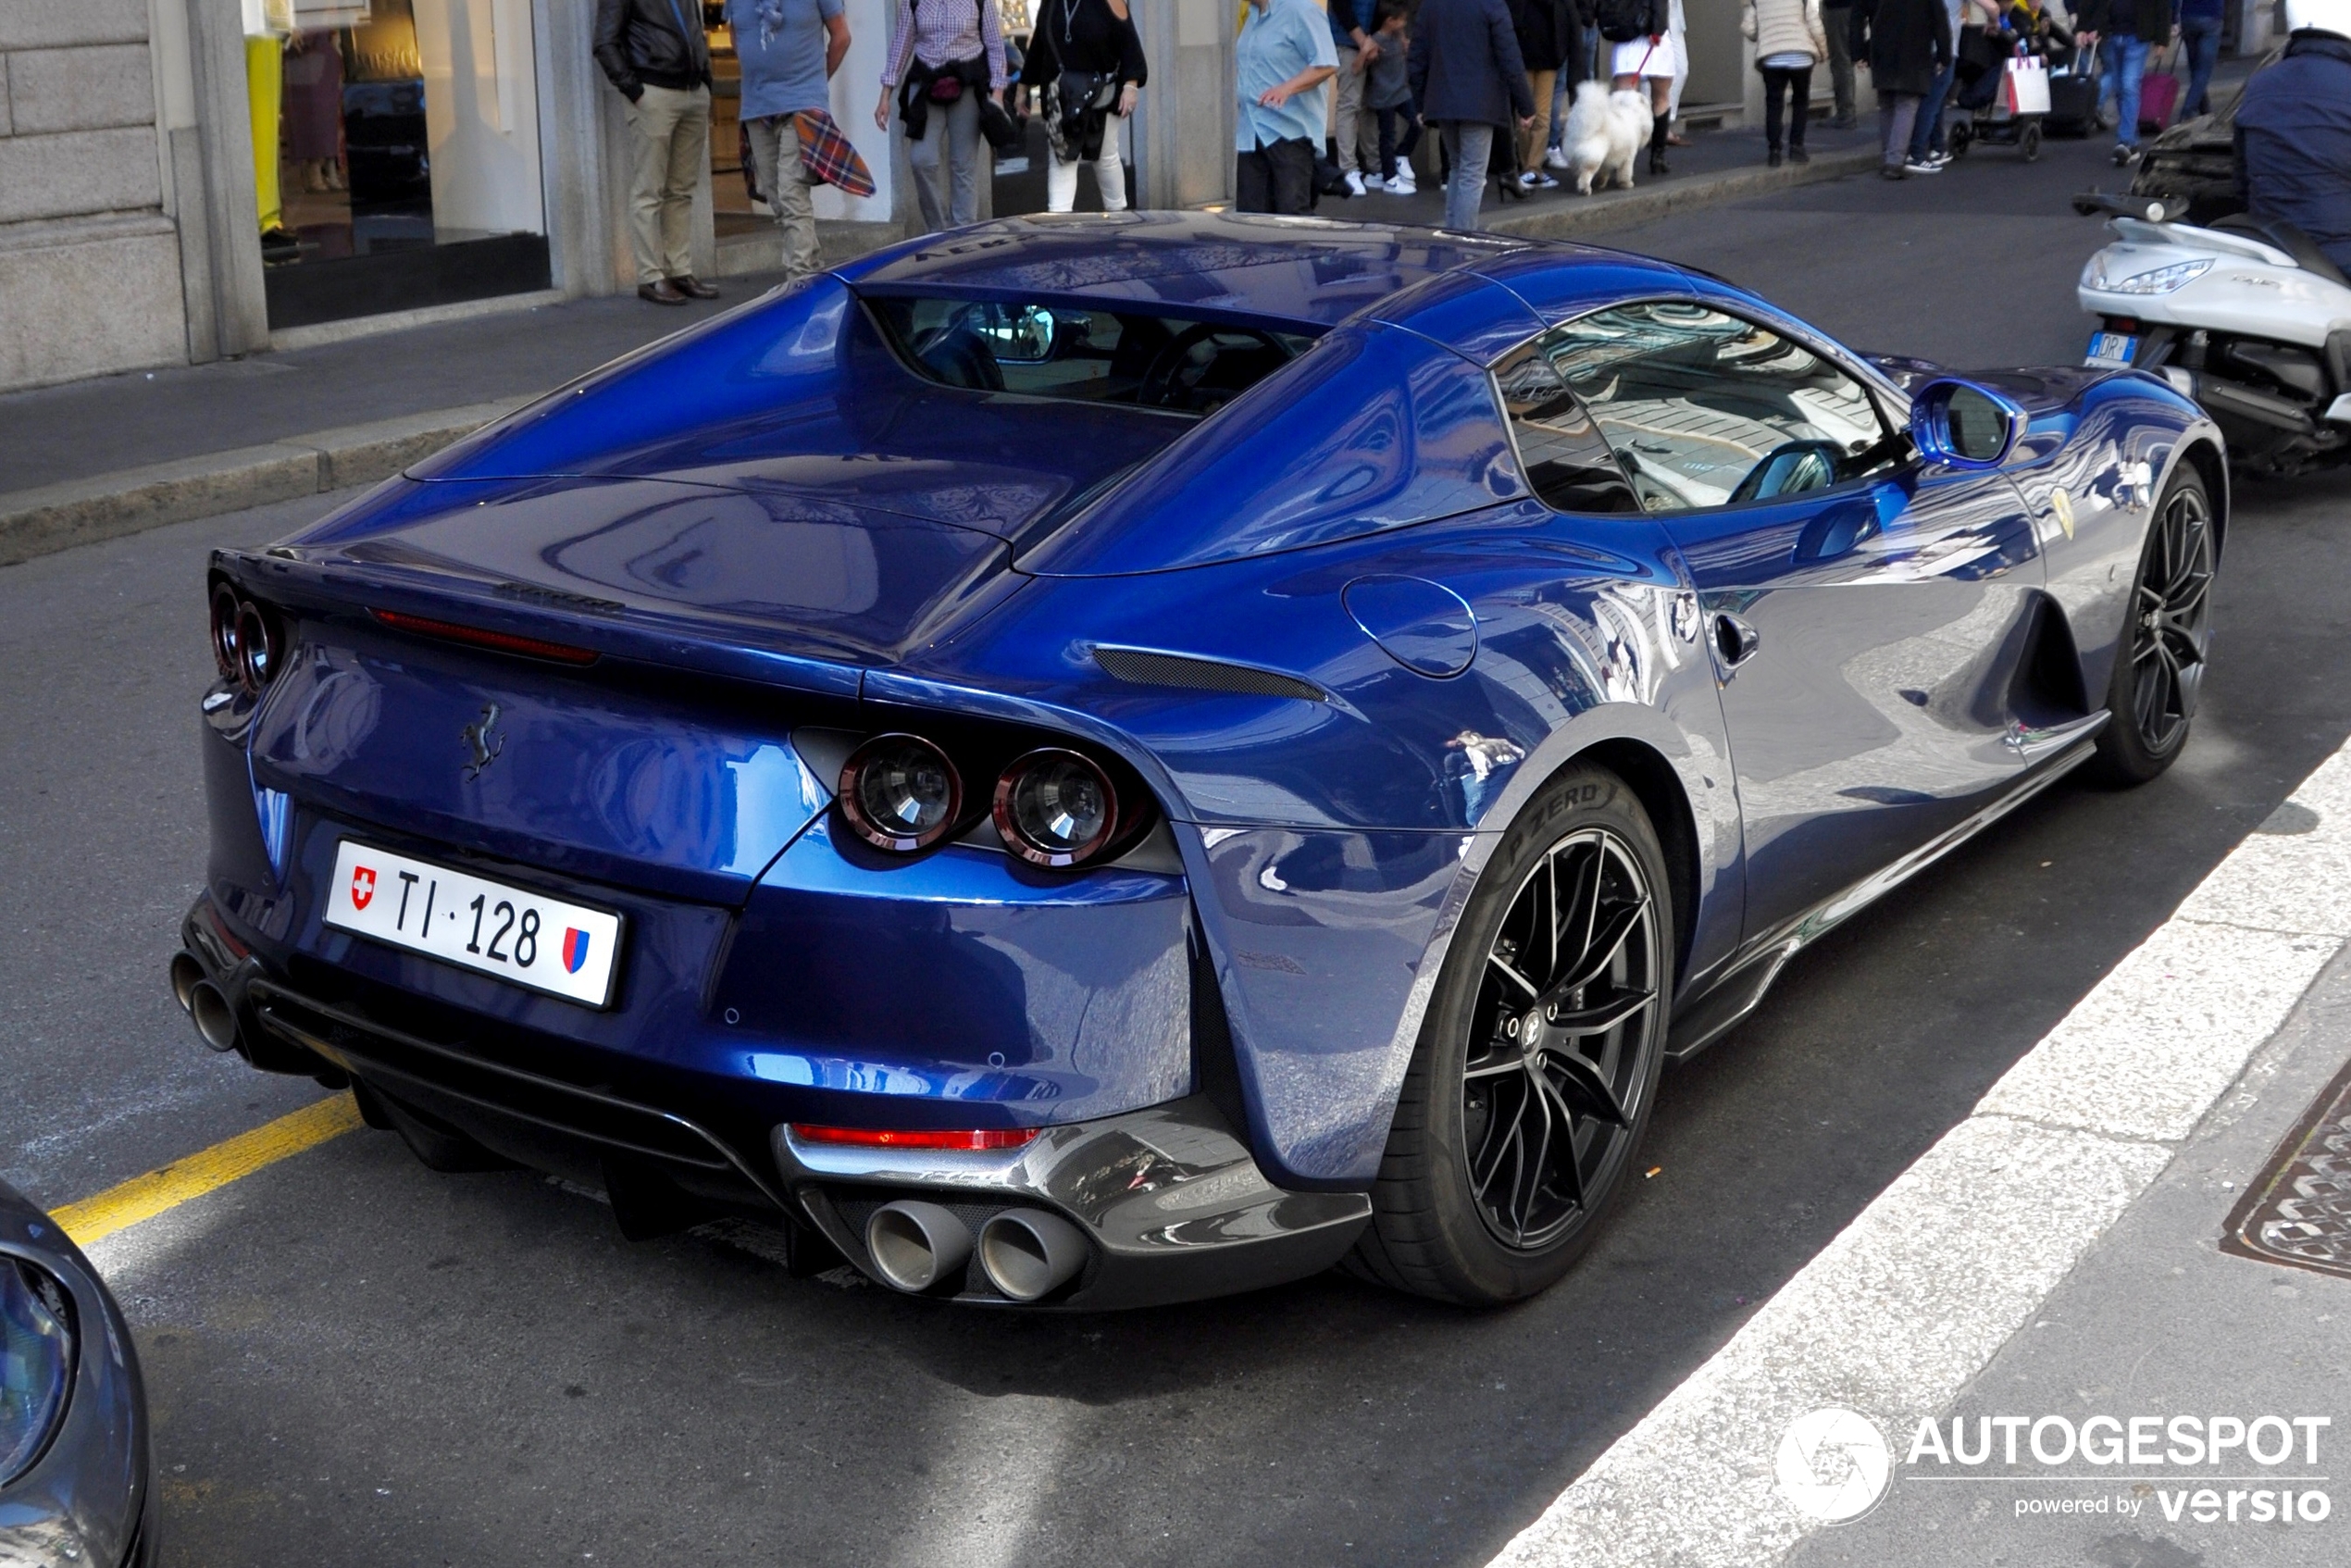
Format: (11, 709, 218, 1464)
(173, 213, 2224, 1308)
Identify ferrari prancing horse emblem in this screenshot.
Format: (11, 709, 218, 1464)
(461, 703, 504, 781)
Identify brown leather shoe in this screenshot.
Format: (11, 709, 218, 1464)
(638, 280, 689, 306)
(667, 275, 720, 300)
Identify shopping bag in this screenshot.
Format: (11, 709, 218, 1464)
(2003, 55, 2051, 117)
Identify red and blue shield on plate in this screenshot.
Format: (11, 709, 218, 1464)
(561, 927, 591, 975)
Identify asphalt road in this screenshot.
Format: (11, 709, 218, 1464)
(7, 131, 2350, 1568)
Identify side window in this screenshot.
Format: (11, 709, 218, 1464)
(1493, 345, 1641, 515)
(1533, 302, 1904, 514)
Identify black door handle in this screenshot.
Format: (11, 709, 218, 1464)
(1713, 613, 1761, 672)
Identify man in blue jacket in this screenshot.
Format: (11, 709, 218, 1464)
(1412, 0, 1535, 230)
(2235, 0, 2351, 277)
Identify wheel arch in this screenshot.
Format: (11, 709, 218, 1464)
(1561, 737, 1702, 987)
(2177, 433, 2230, 560)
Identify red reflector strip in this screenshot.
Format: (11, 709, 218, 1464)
(790, 1124, 1039, 1151)
(370, 609, 600, 666)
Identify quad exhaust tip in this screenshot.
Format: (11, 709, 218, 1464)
(976, 1209, 1088, 1302)
(173, 951, 241, 1053)
(188, 980, 240, 1053)
(168, 952, 205, 1014)
(865, 1201, 974, 1293)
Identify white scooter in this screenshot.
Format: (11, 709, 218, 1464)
(2073, 189, 2351, 476)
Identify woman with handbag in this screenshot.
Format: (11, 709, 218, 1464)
(877, 0, 1009, 230)
(1021, 0, 1148, 211)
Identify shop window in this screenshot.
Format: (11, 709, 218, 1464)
(245, 0, 552, 329)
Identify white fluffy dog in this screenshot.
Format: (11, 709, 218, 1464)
(1561, 81, 1653, 195)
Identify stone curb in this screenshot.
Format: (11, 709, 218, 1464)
(0, 396, 532, 568)
(1489, 145, 1884, 243)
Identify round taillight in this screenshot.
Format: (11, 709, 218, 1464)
(993, 749, 1119, 868)
(839, 734, 962, 852)
(235, 604, 278, 691)
(209, 583, 243, 679)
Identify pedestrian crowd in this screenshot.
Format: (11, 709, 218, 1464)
(585, 0, 2264, 290)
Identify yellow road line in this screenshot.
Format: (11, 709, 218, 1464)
(54, 1094, 365, 1247)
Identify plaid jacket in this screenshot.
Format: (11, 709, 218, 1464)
(793, 109, 877, 197)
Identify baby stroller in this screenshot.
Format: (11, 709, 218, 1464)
(1948, 17, 2067, 161)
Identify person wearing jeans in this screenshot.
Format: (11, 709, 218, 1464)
(877, 0, 1008, 230)
(1853, 0, 1950, 177)
(1412, 0, 1534, 229)
(729, 0, 851, 285)
(2178, 0, 2224, 115)
(1327, 0, 1380, 193)
(1235, 0, 1337, 213)
(2077, 0, 2174, 164)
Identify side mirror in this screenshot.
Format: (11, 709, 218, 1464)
(1909, 378, 2027, 468)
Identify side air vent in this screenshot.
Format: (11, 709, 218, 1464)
(1092, 646, 1325, 703)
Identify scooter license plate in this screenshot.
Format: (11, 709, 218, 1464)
(2085, 330, 2139, 368)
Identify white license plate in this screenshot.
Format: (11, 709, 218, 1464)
(2086, 330, 2139, 368)
(324, 840, 623, 1006)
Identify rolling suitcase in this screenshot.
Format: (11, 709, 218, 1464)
(2138, 42, 2183, 132)
(2046, 45, 2101, 137)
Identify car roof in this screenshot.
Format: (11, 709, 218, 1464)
(832, 210, 1710, 348)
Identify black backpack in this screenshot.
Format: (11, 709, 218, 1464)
(1594, 0, 1650, 44)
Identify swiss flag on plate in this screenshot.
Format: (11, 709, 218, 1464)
(351, 865, 376, 910)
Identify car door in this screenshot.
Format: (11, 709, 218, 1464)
(1507, 300, 2047, 946)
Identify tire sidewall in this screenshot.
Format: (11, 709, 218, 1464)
(1412, 766, 1673, 1302)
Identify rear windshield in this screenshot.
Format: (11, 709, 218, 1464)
(864, 296, 1319, 417)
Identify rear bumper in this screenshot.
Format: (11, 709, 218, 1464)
(178, 895, 1369, 1310)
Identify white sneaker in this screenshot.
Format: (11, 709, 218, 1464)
(1517, 170, 1539, 188)
(1387, 169, 1417, 194)
(1902, 158, 1943, 175)
(1545, 145, 1572, 170)
(1362, 172, 1385, 190)
(1344, 169, 1367, 196)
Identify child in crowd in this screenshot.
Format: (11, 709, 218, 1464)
(1364, 1, 1420, 193)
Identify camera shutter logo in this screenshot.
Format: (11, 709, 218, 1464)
(1775, 1407, 1893, 1524)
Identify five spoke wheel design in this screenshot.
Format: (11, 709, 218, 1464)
(2129, 481, 2215, 756)
(1463, 828, 1661, 1251)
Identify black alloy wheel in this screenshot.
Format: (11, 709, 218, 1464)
(1462, 827, 1660, 1249)
(2093, 467, 2215, 785)
(1352, 766, 1672, 1305)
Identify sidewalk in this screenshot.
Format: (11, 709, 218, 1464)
(1490, 740, 2351, 1568)
(1786, 947, 2351, 1567)
(0, 114, 1887, 568)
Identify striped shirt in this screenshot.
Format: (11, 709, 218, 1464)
(881, 0, 1008, 89)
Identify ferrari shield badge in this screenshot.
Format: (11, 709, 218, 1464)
(2050, 486, 2076, 540)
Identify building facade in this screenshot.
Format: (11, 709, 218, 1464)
(0, 0, 1235, 396)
